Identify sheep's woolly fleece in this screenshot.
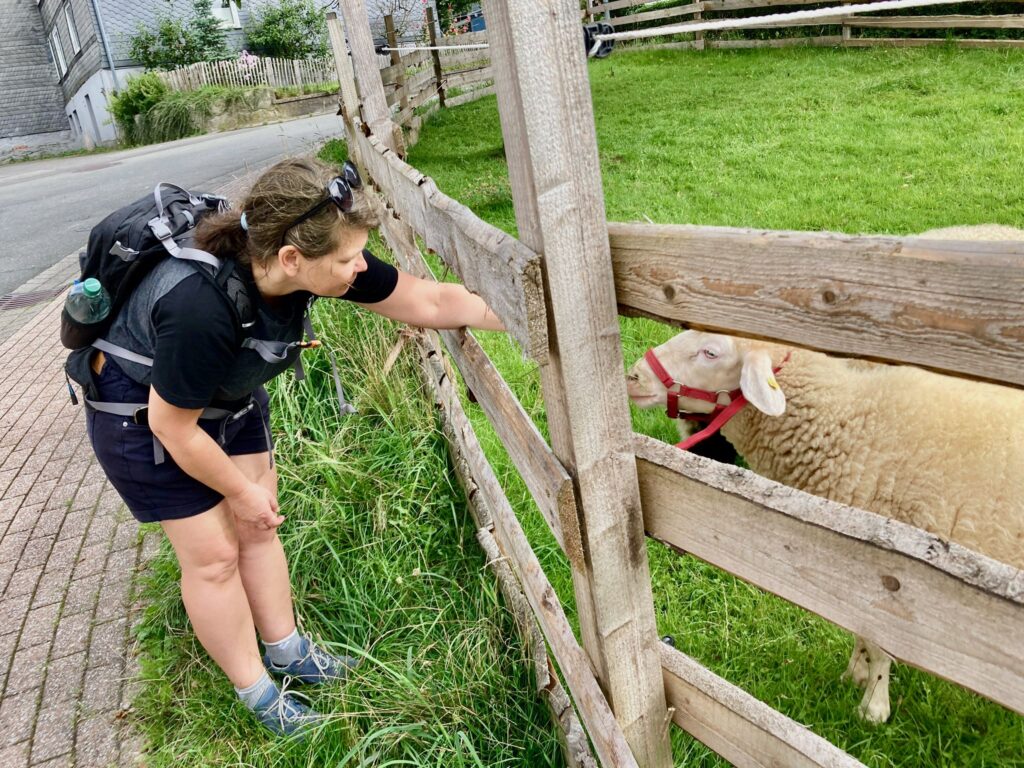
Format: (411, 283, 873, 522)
(718, 342, 1024, 570)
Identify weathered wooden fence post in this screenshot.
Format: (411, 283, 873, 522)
(482, 1, 673, 765)
(426, 6, 447, 108)
(337, 0, 405, 156)
(326, 12, 361, 136)
(384, 14, 410, 114)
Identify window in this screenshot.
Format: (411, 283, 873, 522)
(65, 5, 81, 55)
(211, 0, 241, 29)
(49, 27, 67, 77)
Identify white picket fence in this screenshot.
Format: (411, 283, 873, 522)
(157, 56, 337, 93)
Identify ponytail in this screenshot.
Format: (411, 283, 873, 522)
(194, 209, 252, 266)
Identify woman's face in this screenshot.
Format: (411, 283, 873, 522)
(298, 227, 370, 297)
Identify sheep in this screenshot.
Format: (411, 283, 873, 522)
(624, 225, 1024, 724)
(627, 329, 1024, 722)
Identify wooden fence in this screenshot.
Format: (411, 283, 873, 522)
(377, 20, 493, 145)
(329, 2, 1024, 766)
(156, 55, 338, 92)
(583, 0, 1024, 50)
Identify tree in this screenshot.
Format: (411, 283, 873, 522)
(246, 0, 329, 59)
(128, 0, 231, 71)
(438, 0, 477, 34)
(366, 0, 428, 41)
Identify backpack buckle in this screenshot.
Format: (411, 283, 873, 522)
(132, 406, 150, 427)
(148, 216, 172, 241)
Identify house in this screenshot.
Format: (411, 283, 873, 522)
(1, 0, 433, 161)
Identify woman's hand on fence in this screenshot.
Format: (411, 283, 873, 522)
(226, 481, 284, 530)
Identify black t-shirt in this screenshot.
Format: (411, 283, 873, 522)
(150, 249, 398, 409)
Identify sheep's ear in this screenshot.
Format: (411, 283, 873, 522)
(740, 350, 786, 416)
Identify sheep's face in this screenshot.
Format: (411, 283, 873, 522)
(626, 330, 787, 417)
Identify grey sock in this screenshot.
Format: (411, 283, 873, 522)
(235, 671, 276, 710)
(263, 628, 305, 666)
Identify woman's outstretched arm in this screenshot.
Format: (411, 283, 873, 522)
(357, 270, 505, 331)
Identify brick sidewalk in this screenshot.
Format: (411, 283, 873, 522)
(0, 169, 266, 767)
(0, 296, 159, 768)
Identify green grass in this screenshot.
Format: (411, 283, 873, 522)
(132, 45, 1024, 767)
(402, 46, 1024, 767)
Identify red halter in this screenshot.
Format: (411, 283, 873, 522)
(642, 348, 789, 452)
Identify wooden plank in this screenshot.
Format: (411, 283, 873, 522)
(444, 66, 494, 90)
(327, 13, 360, 128)
(846, 35, 1024, 48)
(446, 85, 496, 107)
(608, 2, 704, 26)
(338, 0, 403, 155)
(480, 3, 673, 766)
(661, 645, 865, 768)
(708, 33, 845, 47)
(427, 7, 446, 109)
(437, 29, 490, 46)
(439, 49, 493, 68)
(482, 0, 611, 730)
(351, 129, 549, 362)
(416, 328, 641, 768)
(635, 436, 1024, 716)
(440, 328, 583, 567)
(409, 316, 596, 768)
(849, 13, 1024, 27)
(585, 0, 666, 16)
(379, 50, 431, 85)
(376, 199, 578, 559)
(608, 222, 1024, 388)
(704, 0, 833, 10)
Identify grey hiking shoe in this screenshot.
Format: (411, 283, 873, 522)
(263, 635, 360, 685)
(251, 684, 321, 738)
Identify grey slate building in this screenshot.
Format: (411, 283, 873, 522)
(0, 0, 77, 157)
(2, 0, 432, 161)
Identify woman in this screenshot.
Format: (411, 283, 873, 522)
(84, 157, 503, 736)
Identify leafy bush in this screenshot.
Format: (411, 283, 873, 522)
(107, 72, 170, 144)
(110, 80, 257, 146)
(128, 0, 231, 70)
(245, 0, 328, 59)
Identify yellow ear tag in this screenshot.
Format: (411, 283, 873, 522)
(767, 376, 779, 390)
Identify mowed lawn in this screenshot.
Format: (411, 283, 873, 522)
(405, 46, 1024, 767)
(129, 46, 1024, 767)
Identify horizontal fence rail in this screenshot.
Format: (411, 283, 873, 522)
(349, 129, 549, 362)
(636, 436, 1024, 717)
(583, 0, 1024, 50)
(608, 222, 1024, 387)
(660, 645, 867, 768)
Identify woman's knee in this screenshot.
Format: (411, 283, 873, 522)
(163, 505, 242, 584)
(183, 540, 240, 584)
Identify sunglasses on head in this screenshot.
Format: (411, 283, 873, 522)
(279, 160, 363, 247)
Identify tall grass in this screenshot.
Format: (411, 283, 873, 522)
(400, 46, 1024, 767)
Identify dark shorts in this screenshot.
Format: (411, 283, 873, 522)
(85, 359, 274, 523)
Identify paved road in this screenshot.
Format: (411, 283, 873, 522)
(0, 114, 346, 296)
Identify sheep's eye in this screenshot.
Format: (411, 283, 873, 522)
(702, 348, 718, 360)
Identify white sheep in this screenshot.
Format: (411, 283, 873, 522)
(625, 226, 1024, 724)
(627, 329, 1024, 722)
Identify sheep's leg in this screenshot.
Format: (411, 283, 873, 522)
(857, 640, 893, 724)
(842, 635, 870, 688)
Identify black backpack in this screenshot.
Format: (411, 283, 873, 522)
(61, 182, 356, 419)
(60, 182, 253, 350)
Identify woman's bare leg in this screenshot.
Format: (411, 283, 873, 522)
(160, 505, 266, 688)
(229, 452, 296, 643)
